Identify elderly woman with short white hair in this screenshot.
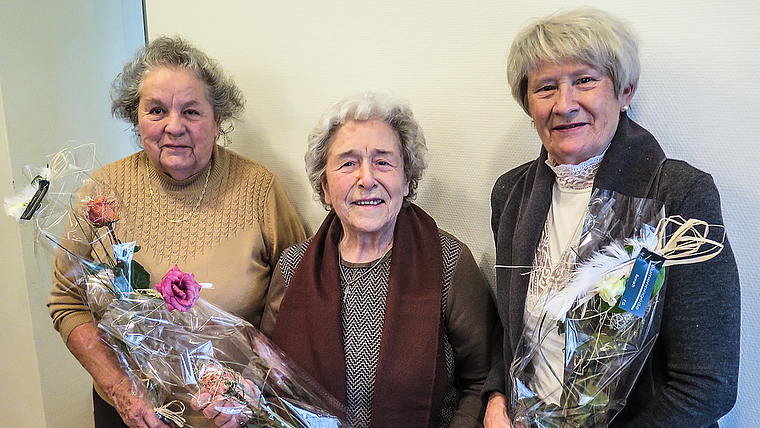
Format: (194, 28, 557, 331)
(270, 92, 495, 428)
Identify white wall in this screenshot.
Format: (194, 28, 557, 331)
(0, 1, 144, 426)
(1, 1, 755, 426)
(0, 76, 47, 428)
(144, 1, 759, 427)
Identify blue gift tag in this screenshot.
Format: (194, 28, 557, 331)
(618, 248, 666, 318)
(113, 241, 136, 266)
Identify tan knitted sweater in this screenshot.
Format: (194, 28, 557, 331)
(48, 145, 306, 342)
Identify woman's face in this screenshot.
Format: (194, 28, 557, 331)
(138, 67, 219, 180)
(527, 60, 633, 165)
(322, 120, 409, 242)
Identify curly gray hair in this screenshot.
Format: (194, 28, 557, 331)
(305, 92, 428, 210)
(111, 35, 245, 142)
(507, 7, 640, 115)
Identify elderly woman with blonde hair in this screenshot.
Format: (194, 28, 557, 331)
(484, 8, 740, 428)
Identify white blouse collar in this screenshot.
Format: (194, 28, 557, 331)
(545, 151, 605, 190)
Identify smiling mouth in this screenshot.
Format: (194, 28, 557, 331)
(554, 123, 586, 130)
(353, 199, 384, 206)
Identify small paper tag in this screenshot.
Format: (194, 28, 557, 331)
(113, 241, 136, 265)
(618, 248, 666, 317)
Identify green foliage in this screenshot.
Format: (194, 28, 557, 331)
(130, 260, 151, 290)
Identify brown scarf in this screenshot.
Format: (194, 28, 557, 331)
(272, 204, 448, 428)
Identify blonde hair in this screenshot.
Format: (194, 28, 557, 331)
(507, 7, 640, 115)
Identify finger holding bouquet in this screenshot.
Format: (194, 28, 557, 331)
(41, 35, 305, 428)
(486, 7, 740, 428)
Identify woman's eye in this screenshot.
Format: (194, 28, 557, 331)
(538, 85, 555, 92)
(185, 109, 199, 116)
(341, 161, 355, 168)
(149, 107, 164, 115)
(577, 77, 594, 84)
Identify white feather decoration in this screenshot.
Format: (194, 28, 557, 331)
(542, 237, 654, 321)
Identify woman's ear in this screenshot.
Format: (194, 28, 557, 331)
(321, 176, 331, 203)
(620, 84, 635, 111)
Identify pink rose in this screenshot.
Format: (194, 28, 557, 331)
(155, 265, 201, 312)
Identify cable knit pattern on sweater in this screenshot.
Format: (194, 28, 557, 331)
(89, 146, 270, 263)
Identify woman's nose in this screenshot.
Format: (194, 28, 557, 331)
(357, 162, 377, 189)
(554, 85, 579, 115)
(165, 111, 185, 135)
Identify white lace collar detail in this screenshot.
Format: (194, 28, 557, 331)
(545, 152, 605, 190)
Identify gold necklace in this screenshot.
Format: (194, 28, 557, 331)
(146, 158, 212, 224)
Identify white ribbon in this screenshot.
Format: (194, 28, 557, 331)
(155, 400, 191, 428)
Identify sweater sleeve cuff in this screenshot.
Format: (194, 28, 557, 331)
(481, 360, 507, 406)
(58, 312, 95, 344)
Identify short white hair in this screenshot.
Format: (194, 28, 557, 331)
(304, 92, 428, 209)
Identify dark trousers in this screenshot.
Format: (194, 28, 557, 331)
(93, 389, 129, 428)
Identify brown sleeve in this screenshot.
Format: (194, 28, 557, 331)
(447, 243, 495, 427)
(261, 175, 306, 269)
(260, 175, 305, 336)
(47, 177, 101, 343)
(260, 259, 287, 338)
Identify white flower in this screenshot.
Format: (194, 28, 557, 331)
(4, 186, 38, 221)
(544, 241, 634, 320)
(597, 275, 628, 307)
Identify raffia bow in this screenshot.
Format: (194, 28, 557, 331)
(542, 215, 725, 320)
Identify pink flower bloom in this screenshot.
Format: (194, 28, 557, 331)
(86, 197, 119, 228)
(155, 265, 201, 312)
(199, 363, 243, 397)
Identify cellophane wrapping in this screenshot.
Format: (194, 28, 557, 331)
(510, 189, 665, 428)
(28, 145, 347, 427)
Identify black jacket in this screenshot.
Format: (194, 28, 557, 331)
(485, 113, 740, 428)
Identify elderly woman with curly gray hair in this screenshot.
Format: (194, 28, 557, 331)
(47, 36, 306, 428)
(484, 8, 740, 428)
(269, 92, 495, 428)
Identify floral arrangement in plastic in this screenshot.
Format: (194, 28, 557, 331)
(7, 146, 347, 427)
(89, 263, 347, 428)
(506, 190, 724, 428)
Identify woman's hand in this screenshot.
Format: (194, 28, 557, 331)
(66, 323, 170, 428)
(190, 394, 250, 428)
(107, 377, 169, 428)
(484, 392, 512, 428)
(191, 378, 258, 428)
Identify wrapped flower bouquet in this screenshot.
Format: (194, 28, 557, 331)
(509, 190, 724, 428)
(8, 146, 346, 427)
